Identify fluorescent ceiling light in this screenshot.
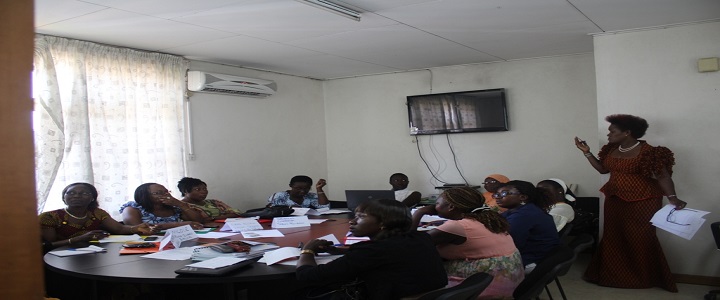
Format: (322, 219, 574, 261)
(296, 0, 362, 21)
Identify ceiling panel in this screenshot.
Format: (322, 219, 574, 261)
(35, 0, 108, 27)
(37, 9, 236, 51)
(34, 0, 720, 79)
(82, 0, 246, 19)
(570, 0, 720, 32)
(289, 24, 499, 69)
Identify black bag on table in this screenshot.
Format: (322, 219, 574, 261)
(238, 205, 294, 219)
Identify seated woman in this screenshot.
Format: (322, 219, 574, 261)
(482, 174, 510, 211)
(40, 182, 152, 250)
(412, 187, 524, 299)
(296, 199, 447, 299)
(178, 177, 242, 222)
(120, 183, 204, 231)
(495, 180, 560, 273)
(267, 175, 329, 209)
(536, 178, 576, 232)
(389, 172, 422, 207)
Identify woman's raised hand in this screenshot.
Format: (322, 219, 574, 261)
(574, 137, 590, 153)
(158, 194, 184, 207)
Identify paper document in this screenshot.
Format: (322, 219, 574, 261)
(316, 233, 341, 245)
(49, 245, 106, 257)
(240, 229, 285, 238)
(142, 246, 199, 260)
(97, 234, 143, 243)
(270, 254, 343, 266)
(200, 231, 239, 239)
(220, 218, 264, 232)
(262, 247, 301, 265)
(650, 204, 710, 240)
(186, 257, 248, 269)
(272, 216, 311, 228)
(308, 219, 328, 224)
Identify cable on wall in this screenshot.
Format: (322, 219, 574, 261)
(415, 135, 448, 184)
(446, 134, 470, 185)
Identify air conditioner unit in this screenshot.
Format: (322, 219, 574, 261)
(187, 71, 277, 98)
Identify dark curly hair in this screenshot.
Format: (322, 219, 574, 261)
(441, 187, 509, 234)
(503, 180, 553, 213)
(606, 114, 649, 138)
(289, 175, 313, 186)
(357, 198, 412, 241)
(62, 182, 99, 210)
(177, 177, 205, 196)
(134, 183, 160, 213)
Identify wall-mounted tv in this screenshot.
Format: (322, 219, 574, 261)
(406, 88, 508, 135)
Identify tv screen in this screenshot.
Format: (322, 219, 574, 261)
(406, 88, 508, 135)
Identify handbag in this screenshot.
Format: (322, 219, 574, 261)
(238, 205, 294, 219)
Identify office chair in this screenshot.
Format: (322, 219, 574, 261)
(558, 223, 574, 240)
(513, 245, 574, 300)
(705, 222, 720, 300)
(416, 272, 493, 300)
(549, 234, 594, 300)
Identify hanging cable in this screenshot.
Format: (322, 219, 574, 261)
(446, 134, 469, 185)
(415, 135, 447, 184)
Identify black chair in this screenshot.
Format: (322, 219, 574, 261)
(558, 223, 574, 240)
(417, 272, 493, 300)
(705, 222, 720, 300)
(548, 234, 594, 300)
(513, 245, 574, 300)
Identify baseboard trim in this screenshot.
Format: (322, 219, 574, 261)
(674, 273, 720, 286)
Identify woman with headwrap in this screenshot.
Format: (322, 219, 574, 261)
(482, 174, 510, 211)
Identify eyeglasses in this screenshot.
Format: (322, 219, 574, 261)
(192, 187, 208, 192)
(492, 190, 522, 198)
(483, 180, 499, 184)
(666, 208, 690, 226)
(150, 190, 170, 196)
(65, 191, 92, 196)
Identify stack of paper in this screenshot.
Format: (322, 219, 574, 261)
(650, 204, 710, 240)
(49, 245, 106, 257)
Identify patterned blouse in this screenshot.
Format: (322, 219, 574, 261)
(188, 199, 242, 220)
(119, 201, 183, 225)
(267, 191, 330, 209)
(598, 141, 674, 201)
(39, 208, 110, 240)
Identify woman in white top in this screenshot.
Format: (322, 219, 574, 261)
(390, 173, 421, 207)
(536, 178, 575, 231)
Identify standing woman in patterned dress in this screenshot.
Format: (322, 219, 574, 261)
(574, 114, 687, 292)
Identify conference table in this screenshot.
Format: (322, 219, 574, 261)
(44, 214, 352, 300)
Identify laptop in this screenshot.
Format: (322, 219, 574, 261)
(345, 190, 396, 212)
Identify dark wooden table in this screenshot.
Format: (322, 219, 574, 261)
(44, 215, 352, 299)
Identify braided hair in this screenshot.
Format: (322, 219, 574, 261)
(441, 187, 509, 234)
(357, 198, 412, 241)
(504, 180, 554, 213)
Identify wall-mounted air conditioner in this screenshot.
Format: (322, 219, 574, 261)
(187, 71, 277, 98)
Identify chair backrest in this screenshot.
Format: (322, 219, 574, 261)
(558, 223, 574, 240)
(712, 222, 720, 249)
(555, 233, 594, 277)
(417, 272, 494, 300)
(513, 245, 574, 300)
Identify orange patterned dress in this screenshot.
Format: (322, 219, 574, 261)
(584, 141, 678, 292)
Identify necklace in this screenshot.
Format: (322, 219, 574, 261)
(618, 141, 640, 152)
(64, 208, 88, 219)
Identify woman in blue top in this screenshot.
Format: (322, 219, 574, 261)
(496, 180, 560, 273)
(121, 183, 204, 232)
(267, 175, 330, 209)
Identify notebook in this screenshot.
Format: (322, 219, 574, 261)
(344, 190, 396, 212)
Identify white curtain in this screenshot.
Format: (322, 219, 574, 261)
(34, 35, 188, 219)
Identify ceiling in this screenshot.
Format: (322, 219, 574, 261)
(35, 0, 720, 80)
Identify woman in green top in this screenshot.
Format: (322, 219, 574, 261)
(178, 177, 242, 222)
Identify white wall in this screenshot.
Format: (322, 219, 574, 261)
(594, 21, 720, 276)
(185, 61, 327, 210)
(323, 54, 599, 200)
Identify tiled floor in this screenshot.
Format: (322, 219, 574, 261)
(543, 253, 714, 300)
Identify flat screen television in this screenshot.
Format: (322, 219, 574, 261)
(406, 88, 508, 135)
